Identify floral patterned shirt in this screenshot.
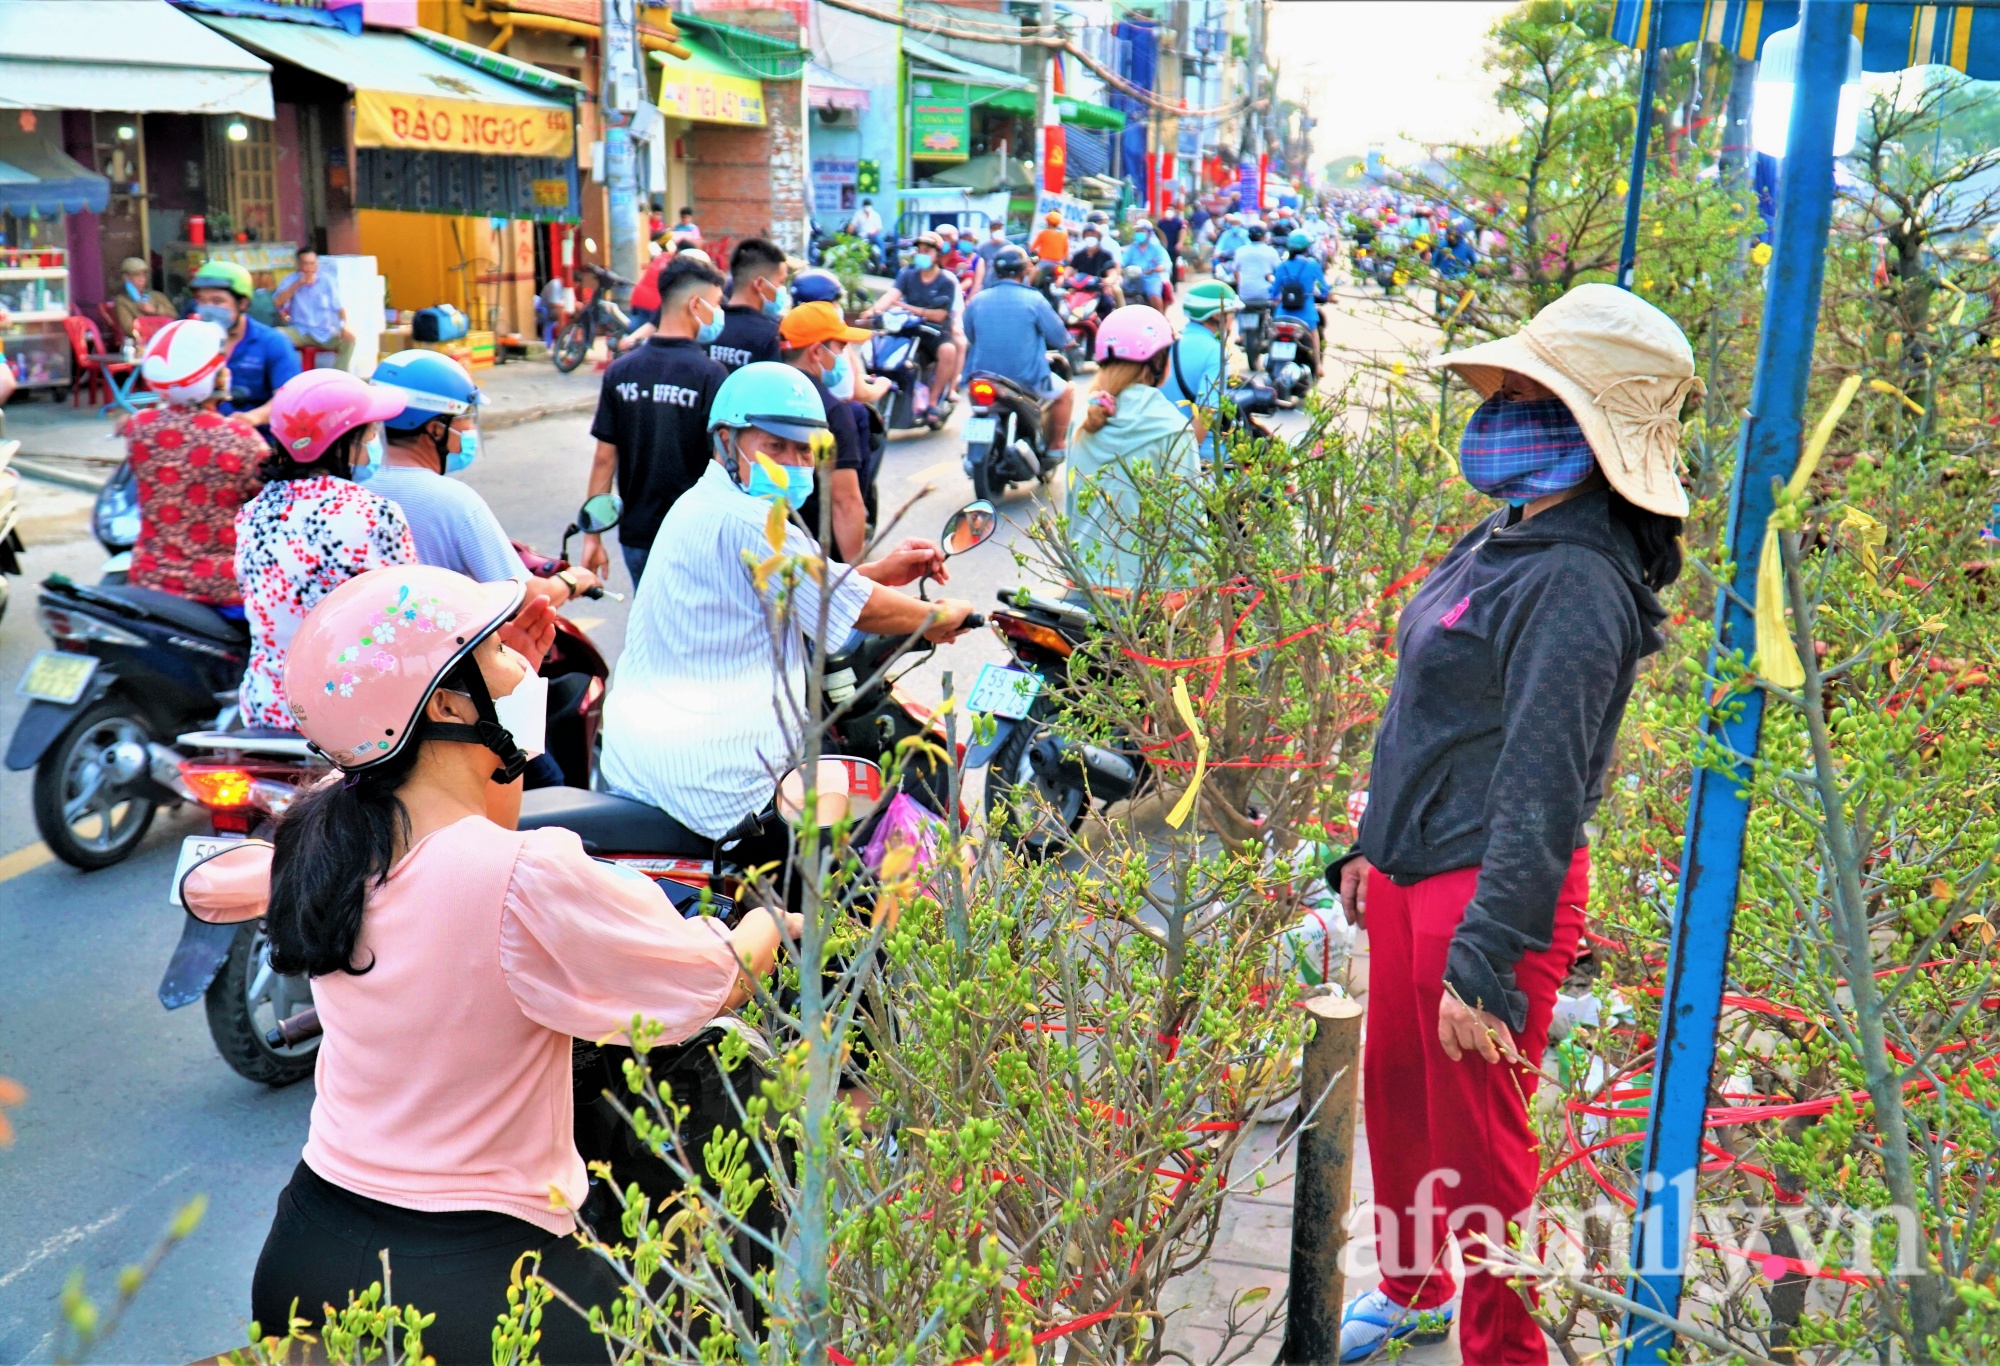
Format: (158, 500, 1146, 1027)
(233, 474, 416, 729)
(125, 404, 267, 604)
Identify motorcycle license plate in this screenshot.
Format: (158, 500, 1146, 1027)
(962, 415, 996, 446)
(1269, 341, 1298, 361)
(168, 833, 247, 907)
(966, 663, 1043, 720)
(16, 650, 97, 705)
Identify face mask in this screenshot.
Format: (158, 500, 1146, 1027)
(762, 282, 792, 319)
(194, 303, 235, 328)
(746, 455, 815, 510)
(1458, 394, 1597, 502)
(489, 668, 548, 759)
(354, 433, 383, 481)
(445, 427, 479, 475)
(695, 299, 725, 345)
(825, 352, 850, 393)
(991, 230, 1006, 243)
(1136, 230, 1152, 242)
(912, 252, 935, 271)
(1083, 237, 1100, 250)
(124, 280, 145, 302)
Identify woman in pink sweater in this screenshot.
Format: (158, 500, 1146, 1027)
(204, 564, 796, 1360)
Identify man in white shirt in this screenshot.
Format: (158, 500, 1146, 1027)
(1232, 225, 1283, 305)
(597, 362, 975, 838)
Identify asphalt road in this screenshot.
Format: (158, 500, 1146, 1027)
(0, 396, 1046, 1363)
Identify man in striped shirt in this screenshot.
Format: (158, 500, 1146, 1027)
(597, 363, 977, 839)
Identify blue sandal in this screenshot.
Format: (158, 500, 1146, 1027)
(1339, 1288, 1453, 1361)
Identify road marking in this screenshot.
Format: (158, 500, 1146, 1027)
(913, 456, 962, 483)
(0, 842, 53, 885)
(0, 1163, 194, 1290)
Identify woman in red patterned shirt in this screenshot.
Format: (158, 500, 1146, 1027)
(127, 320, 267, 607)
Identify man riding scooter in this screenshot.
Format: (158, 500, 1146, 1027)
(963, 246, 1074, 470)
(189, 260, 301, 427)
(858, 232, 962, 425)
(1271, 229, 1330, 371)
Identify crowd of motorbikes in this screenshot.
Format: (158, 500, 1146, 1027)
(0, 229, 1320, 1092)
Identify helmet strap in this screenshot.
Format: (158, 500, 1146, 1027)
(425, 656, 529, 783)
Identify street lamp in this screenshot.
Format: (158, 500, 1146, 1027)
(1752, 22, 1863, 158)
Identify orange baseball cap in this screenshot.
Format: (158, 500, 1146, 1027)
(780, 300, 872, 348)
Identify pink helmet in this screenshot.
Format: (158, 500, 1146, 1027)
(268, 369, 406, 465)
(1095, 305, 1176, 364)
(283, 565, 524, 770)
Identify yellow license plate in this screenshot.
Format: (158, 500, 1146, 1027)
(17, 650, 98, 705)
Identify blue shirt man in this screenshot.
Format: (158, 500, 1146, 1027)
(1214, 222, 1249, 257)
(221, 317, 301, 418)
(1121, 229, 1171, 301)
(1160, 317, 1225, 461)
(1272, 254, 1328, 326)
(1435, 233, 1478, 278)
(963, 278, 1067, 398)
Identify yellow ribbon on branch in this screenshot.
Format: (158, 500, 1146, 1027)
(1755, 374, 1862, 687)
(1164, 677, 1210, 830)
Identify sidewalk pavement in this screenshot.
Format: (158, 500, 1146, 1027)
(0, 357, 603, 490)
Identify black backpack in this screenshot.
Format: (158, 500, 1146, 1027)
(1280, 274, 1308, 311)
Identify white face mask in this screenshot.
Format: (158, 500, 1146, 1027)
(490, 671, 548, 758)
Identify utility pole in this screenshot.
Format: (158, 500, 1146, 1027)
(1036, 0, 1059, 199)
(1161, 0, 1188, 216)
(601, 0, 643, 282)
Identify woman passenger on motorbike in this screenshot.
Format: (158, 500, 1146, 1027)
(1063, 306, 1198, 595)
(224, 563, 798, 1361)
(125, 319, 267, 612)
(232, 370, 417, 730)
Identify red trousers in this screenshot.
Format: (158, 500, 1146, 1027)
(1362, 851, 1588, 1366)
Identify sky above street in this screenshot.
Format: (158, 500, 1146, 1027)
(1272, 1, 1518, 167)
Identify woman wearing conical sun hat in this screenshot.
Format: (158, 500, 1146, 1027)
(1327, 283, 1702, 1364)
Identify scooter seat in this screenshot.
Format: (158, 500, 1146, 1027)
(92, 584, 247, 642)
(516, 786, 714, 857)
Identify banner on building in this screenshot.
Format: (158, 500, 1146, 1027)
(910, 85, 969, 162)
(1034, 190, 1090, 229)
(355, 90, 573, 158)
(856, 158, 880, 194)
(657, 66, 766, 126)
(1041, 125, 1066, 193)
(811, 155, 858, 215)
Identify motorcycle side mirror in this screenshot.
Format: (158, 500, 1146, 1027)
(941, 501, 998, 557)
(575, 493, 623, 535)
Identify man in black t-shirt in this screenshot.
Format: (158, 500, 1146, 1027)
(710, 237, 786, 372)
(779, 301, 875, 562)
(858, 231, 961, 420)
(1068, 230, 1122, 311)
(580, 255, 729, 587)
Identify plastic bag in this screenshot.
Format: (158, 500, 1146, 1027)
(861, 791, 946, 879)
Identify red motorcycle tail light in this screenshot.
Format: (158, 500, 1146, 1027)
(968, 378, 999, 407)
(995, 614, 1074, 658)
(179, 764, 255, 809)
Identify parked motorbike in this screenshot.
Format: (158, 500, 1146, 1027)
(1265, 314, 1320, 406)
(552, 264, 633, 374)
(962, 359, 1070, 504)
(967, 585, 1146, 858)
(866, 310, 953, 433)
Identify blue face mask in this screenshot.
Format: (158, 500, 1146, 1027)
(194, 303, 235, 328)
(912, 252, 935, 272)
(762, 283, 791, 319)
(825, 353, 850, 392)
(746, 455, 814, 509)
(445, 427, 479, 474)
(355, 434, 384, 481)
(695, 300, 725, 346)
(1457, 394, 1597, 502)
(124, 280, 145, 302)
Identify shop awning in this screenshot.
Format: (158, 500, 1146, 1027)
(0, 0, 272, 117)
(405, 29, 590, 98)
(1613, 0, 2000, 77)
(903, 37, 1031, 92)
(0, 115, 111, 218)
(651, 40, 767, 127)
(807, 60, 870, 111)
(1055, 96, 1124, 131)
(197, 15, 574, 157)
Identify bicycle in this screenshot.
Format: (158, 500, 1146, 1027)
(551, 264, 633, 373)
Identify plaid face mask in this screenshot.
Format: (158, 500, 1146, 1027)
(1458, 394, 1597, 503)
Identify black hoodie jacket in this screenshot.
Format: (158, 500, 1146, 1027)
(1352, 490, 1667, 1031)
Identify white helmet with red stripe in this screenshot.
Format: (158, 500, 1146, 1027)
(141, 319, 229, 404)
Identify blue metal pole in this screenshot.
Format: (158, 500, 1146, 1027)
(1616, 5, 1851, 1361)
(1616, 7, 1664, 290)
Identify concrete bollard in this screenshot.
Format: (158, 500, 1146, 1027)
(1279, 994, 1365, 1363)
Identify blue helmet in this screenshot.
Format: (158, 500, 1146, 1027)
(372, 350, 485, 432)
(790, 270, 843, 305)
(1287, 230, 1312, 253)
(708, 361, 827, 443)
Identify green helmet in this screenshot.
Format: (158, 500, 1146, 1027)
(1181, 278, 1241, 321)
(189, 260, 254, 299)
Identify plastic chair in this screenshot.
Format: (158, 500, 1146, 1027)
(132, 315, 170, 349)
(97, 299, 123, 347)
(64, 316, 116, 409)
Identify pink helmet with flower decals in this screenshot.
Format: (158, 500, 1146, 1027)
(268, 368, 406, 465)
(1094, 304, 1177, 364)
(283, 565, 524, 770)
